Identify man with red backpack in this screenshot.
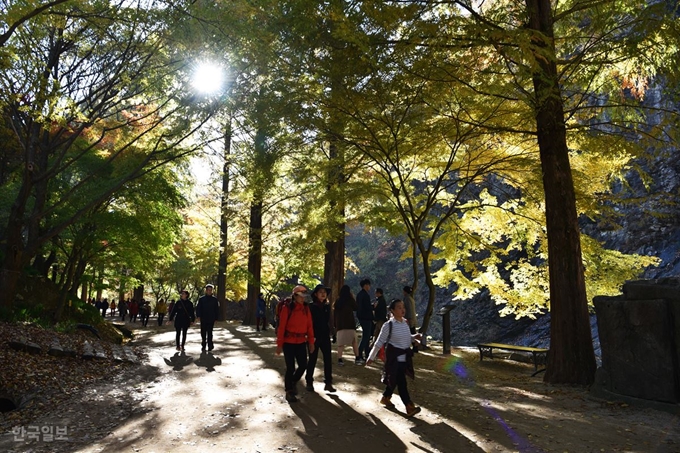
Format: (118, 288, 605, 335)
(276, 285, 315, 402)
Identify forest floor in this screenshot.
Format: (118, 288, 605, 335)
(1, 318, 679, 453)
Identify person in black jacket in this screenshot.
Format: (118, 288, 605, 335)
(372, 288, 388, 347)
(170, 290, 195, 351)
(305, 284, 336, 393)
(196, 284, 220, 352)
(356, 278, 374, 363)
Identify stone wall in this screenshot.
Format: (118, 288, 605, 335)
(593, 278, 680, 405)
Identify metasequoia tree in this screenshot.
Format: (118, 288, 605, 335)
(282, 0, 677, 384)
(270, 0, 385, 298)
(399, 0, 678, 384)
(179, 0, 305, 319)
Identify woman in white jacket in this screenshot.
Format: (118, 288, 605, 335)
(366, 299, 422, 417)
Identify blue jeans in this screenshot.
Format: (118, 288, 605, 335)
(359, 319, 373, 360)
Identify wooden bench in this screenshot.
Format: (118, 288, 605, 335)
(477, 342, 548, 374)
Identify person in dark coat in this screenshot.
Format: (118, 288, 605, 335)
(305, 284, 336, 393)
(170, 290, 195, 351)
(356, 278, 374, 363)
(372, 288, 388, 347)
(139, 300, 151, 327)
(118, 299, 128, 322)
(334, 284, 360, 366)
(196, 284, 219, 352)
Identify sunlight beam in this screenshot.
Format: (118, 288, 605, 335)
(191, 61, 224, 94)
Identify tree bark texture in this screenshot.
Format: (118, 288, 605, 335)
(417, 245, 436, 347)
(324, 231, 345, 304)
(525, 0, 596, 385)
(217, 126, 231, 321)
(133, 285, 144, 302)
(323, 140, 346, 307)
(244, 199, 263, 325)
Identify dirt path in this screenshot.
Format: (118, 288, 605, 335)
(2, 320, 680, 452)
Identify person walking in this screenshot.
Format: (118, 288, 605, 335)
(109, 299, 116, 317)
(156, 298, 168, 326)
(118, 299, 128, 322)
(356, 278, 374, 363)
(170, 290, 195, 351)
(256, 293, 267, 332)
(333, 284, 362, 366)
(276, 285, 315, 403)
(140, 300, 151, 327)
(196, 284, 220, 352)
(367, 298, 422, 417)
(372, 288, 388, 346)
(129, 299, 139, 323)
(305, 284, 336, 393)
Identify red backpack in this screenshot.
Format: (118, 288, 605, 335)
(274, 297, 309, 331)
(274, 297, 292, 330)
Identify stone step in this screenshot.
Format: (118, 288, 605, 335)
(8, 338, 42, 354)
(82, 341, 95, 360)
(48, 339, 76, 358)
(122, 346, 139, 364)
(110, 345, 127, 363)
(92, 344, 108, 360)
(8, 336, 140, 365)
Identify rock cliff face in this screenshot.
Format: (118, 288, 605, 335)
(346, 134, 680, 356)
(437, 145, 680, 357)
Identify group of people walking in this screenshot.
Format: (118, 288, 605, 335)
(275, 279, 422, 417)
(115, 298, 168, 327)
(168, 284, 220, 352)
(100, 279, 422, 417)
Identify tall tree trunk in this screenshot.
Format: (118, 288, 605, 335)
(0, 165, 34, 309)
(118, 278, 126, 303)
(2, 31, 62, 310)
(525, 0, 596, 385)
(54, 252, 80, 322)
(217, 123, 231, 321)
(244, 199, 263, 325)
(323, 139, 346, 303)
(323, 228, 345, 304)
(95, 267, 103, 302)
(133, 285, 144, 302)
(409, 240, 418, 294)
(417, 245, 436, 347)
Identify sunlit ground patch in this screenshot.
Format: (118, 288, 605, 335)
(443, 353, 544, 452)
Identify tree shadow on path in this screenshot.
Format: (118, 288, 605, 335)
(289, 391, 408, 452)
